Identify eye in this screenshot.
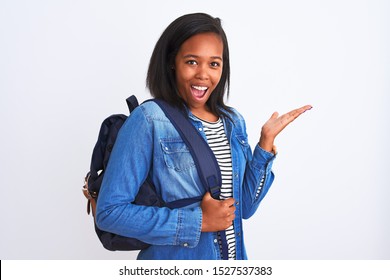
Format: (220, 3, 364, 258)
(210, 61, 221, 68)
(186, 60, 198, 66)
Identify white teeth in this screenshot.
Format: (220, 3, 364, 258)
(192, 85, 208, 91)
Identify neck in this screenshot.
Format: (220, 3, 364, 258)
(189, 106, 218, 122)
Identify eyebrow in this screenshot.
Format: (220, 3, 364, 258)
(182, 54, 223, 61)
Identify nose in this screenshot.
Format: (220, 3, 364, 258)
(195, 64, 209, 80)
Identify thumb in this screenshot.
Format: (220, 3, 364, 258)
(270, 112, 279, 120)
(202, 192, 212, 202)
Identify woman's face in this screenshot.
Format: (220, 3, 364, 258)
(174, 32, 223, 114)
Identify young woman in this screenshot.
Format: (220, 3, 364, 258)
(96, 13, 312, 260)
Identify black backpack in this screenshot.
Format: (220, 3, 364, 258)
(83, 95, 230, 259)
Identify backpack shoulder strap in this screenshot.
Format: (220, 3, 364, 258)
(126, 95, 139, 113)
(152, 99, 222, 199)
(137, 97, 228, 260)
(153, 99, 229, 260)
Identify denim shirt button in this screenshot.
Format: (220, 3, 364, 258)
(183, 242, 189, 247)
(213, 239, 218, 243)
(198, 127, 203, 131)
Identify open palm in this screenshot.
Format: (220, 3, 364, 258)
(259, 105, 312, 152)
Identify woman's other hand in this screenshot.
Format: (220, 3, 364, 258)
(200, 192, 236, 232)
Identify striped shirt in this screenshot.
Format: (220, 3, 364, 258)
(198, 117, 236, 260)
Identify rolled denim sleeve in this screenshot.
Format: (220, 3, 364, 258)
(175, 207, 203, 248)
(242, 143, 276, 219)
(251, 144, 275, 173)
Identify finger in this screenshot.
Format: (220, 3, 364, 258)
(280, 105, 312, 126)
(228, 213, 236, 225)
(223, 203, 235, 217)
(228, 204, 236, 213)
(289, 105, 312, 118)
(223, 197, 235, 207)
(225, 211, 235, 220)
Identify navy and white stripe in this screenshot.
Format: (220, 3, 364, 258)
(198, 117, 236, 260)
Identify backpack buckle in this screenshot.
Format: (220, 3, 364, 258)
(82, 173, 92, 215)
(209, 185, 220, 200)
(82, 173, 92, 198)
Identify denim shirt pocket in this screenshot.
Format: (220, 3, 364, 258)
(160, 138, 195, 172)
(235, 134, 250, 159)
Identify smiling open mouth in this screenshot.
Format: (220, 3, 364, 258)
(191, 85, 208, 99)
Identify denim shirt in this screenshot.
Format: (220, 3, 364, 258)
(96, 101, 276, 260)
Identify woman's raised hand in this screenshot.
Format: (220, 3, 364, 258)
(259, 105, 312, 153)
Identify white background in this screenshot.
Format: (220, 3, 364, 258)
(0, 0, 389, 260)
